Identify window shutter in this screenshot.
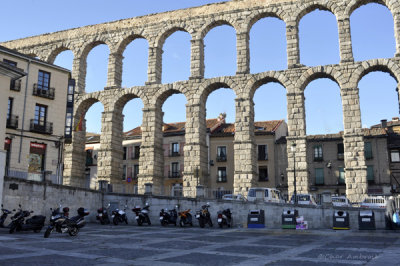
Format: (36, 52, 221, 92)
(128, 146, 133, 159)
(164, 165, 170, 177)
(163, 144, 169, 156)
(180, 142, 185, 156)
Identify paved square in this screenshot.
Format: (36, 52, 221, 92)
(0, 224, 399, 265)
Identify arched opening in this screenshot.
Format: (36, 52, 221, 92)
(204, 24, 236, 78)
(359, 71, 398, 128)
(250, 17, 287, 72)
(122, 38, 149, 87)
(299, 9, 340, 66)
(160, 92, 187, 196)
(53, 50, 74, 70)
(304, 77, 343, 196)
(253, 81, 288, 191)
(120, 97, 144, 194)
(204, 86, 236, 197)
(162, 31, 191, 84)
(350, 3, 395, 61)
(85, 44, 109, 93)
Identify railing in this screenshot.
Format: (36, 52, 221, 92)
(216, 156, 227, 162)
(258, 154, 268, 161)
(6, 115, 18, 129)
(5, 168, 58, 184)
(30, 119, 53, 134)
(205, 189, 232, 199)
(337, 153, 344, 160)
(169, 152, 180, 157)
(33, 84, 55, 99)
(168, 171, 181, 178)
(10, 79, 21, 91)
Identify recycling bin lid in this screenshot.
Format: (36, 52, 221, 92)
(249, 210, 261, 214)
(360, 210, 373, 216)
(283, 209, 295, 215)
(334, 210, 348, 217)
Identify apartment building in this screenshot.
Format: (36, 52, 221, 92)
(0, 46, 73, 184)
(85, 114, 288, 196)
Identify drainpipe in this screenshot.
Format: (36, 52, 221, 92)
(18, 60, 31, 163)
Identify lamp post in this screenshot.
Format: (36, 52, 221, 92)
(291, 143, 297, 204)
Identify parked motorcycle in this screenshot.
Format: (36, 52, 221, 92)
(111, 206, 128, 225)
(195, 203, 213, 228)
(0, 204, 12, 228)
(160, 207, 177, 226)
(96, 204, 110, 225)
(44, 207, 89, 238)
(217, 209, 232, 228)
(9, 205, 45, 234)
(132, 203, 151, 226)
(178, 209, 193, 227)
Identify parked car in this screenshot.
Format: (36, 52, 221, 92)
(290, 194, 317, 205)
(221, 194, 247, 201)
(331, 196, 351, 207)
(247, 188, 285, 203)
(360, 196, 386, 209)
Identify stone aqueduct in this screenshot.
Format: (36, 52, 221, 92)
(3, 0, 400, 202)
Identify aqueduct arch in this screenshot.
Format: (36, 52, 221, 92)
(3, 0, 400, 202)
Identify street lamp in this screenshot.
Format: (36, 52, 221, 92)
(291, 143, 297, 204)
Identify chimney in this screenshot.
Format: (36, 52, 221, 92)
(381, 119, 387, 128)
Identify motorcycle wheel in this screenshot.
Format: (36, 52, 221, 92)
(125, 217, 128, 225)
(161, 220, 167, 226)
(219, 223, 223, 229)
(9, 223, 16, 234)
(100, 220, 105, 225)
(137, 218, 143, 226)
(148, 219, 151, 225)
(68, 227, 79, 236)
(113, 217, 119, 225)
(44, 227, 52, 238)
(179, 220, 184, 227)
(199, 218, 205, 228)
(190, 222, 193, 226)
(208, 220, 213, 227)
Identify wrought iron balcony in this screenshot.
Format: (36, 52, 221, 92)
(216, 175, 227, 183)
(258, 154, 268, 161)
(30, 119, 53, 134)
(10, 79, 21, 91)
(168, 171, 181, 178)
(33, 84, 55, 100)
(216, 155, 227, 162)
(169, 152, 180, 157)
(6, 115, 18, 129)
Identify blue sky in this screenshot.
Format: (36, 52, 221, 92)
(1, 1, 398, 134)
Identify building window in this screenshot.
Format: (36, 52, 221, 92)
(258, 145, 268, 160)
(171, 143, 179, 156)
(28, 142, 46, 181)
(338, 167, 345, 185)
(217, 167, 227, 182)
(217, 146, 227, 162)
(7, 98, 13, 120)
(365, 142, 373, 160)
(367, 165, 374, 184)
(313, 145, 323, 161)
(122, 165, 126, 180)
(37, 70, 51, 90)
(315, 168, 324, 185)
(123, 147, 127, 160)
(391, 150, 400, 162)
(34, 104, 47, 126)
(3, 59, 17, 67)
(259, 166, 268, 181)
(171, 162, 180, 178)
(133, 164, 139, 179)
(86, 150, 93, 166)
(337, 143, 344, 160)
(65, 112, 72, 137)
(134, 146, 140, 159)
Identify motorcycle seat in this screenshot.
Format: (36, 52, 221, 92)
(69, 215, 81, 222)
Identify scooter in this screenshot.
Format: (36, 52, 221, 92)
(0, 204, 12, 228)
(217, 209, 232, 228)
(111, 206, 128, 225)
(96, 204, 110, 225)
(160, 207, 177, 226)
(44, 207, 89, 238)
(9, 205, 45, 234)
(132, 203, 151, 226)
(178, 209, 193, 227)
(195, 203, 213, 228)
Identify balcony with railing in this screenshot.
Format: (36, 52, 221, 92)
(217, 175, 227, 183)
(216, 155, 227, 162)
(10, 79, 21, 91)
(169, 151, 180, 157)
(33, 84, 55, 100)
(30, 119, 53, 134)
(168, 171, 181, 178)
(6, 115, 18, 129)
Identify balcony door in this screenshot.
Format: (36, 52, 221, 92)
(34, 104, 47, 126)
